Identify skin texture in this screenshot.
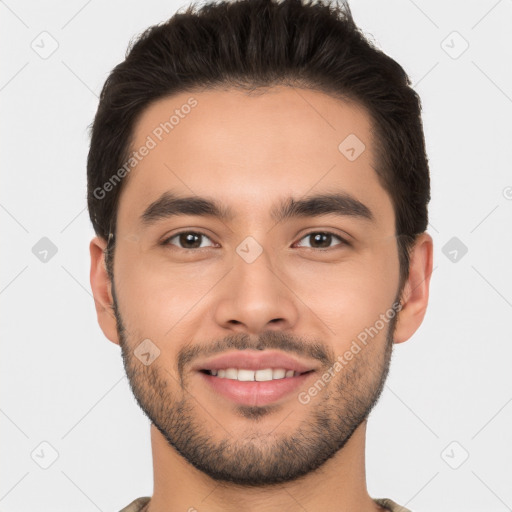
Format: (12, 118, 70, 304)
(90, 86, 433, 512)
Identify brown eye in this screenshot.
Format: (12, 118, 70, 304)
(295, 231, 349, 249)
(163, 231, 215, 250)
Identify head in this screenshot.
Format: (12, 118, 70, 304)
(88, 0, 432, 487)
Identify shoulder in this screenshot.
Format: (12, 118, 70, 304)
(373, 497, 413, 512)
(118, 496, 151, 512)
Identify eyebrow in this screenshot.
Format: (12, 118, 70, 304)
(140, 190, 375, 226)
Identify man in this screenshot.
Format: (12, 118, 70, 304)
(87, 0, 433, 510)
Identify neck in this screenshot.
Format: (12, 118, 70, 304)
(146, 420, 383, 512)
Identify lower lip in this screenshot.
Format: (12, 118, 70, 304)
(198, 371, 315, 406)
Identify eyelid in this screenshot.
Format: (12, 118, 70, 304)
(161, 229, 218, 249)
(161, 229, 350, 250)
(294, 230, 351, 249)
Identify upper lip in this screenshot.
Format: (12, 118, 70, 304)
(192, 350, 319, 373)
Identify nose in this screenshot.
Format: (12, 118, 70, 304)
(213, 242, 299, 335)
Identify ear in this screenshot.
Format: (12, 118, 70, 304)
(89, 236, 119, 345)
(393, 232, 434, 344)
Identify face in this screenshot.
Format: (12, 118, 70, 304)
(104, 86, 403, 486)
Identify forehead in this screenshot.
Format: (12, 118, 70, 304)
(116, 86, 394, 233)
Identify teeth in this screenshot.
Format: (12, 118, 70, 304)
(209, 368, 301, 381)
(225, 368, 238, 379)
(272, 368, 286, 379)
(237, 369, 255, 381)
(255, 369, 273, 381)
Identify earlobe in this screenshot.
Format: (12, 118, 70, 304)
(89, 236, 120, 345)
(393, 232, 434, 344)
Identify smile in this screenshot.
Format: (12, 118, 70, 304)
(198, 368, 316, 406)
(201, 367, 312, 381)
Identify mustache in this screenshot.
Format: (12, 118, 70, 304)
(177, 330, 334, 377)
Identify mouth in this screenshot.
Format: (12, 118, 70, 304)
(197, 367, 317, 407)
(199, 368, 315, 380)
(192, 350, 320, 407)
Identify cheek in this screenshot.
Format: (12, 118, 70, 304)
(285, 244, 399, 345)
(114, 236, 399, 345)
(115, 246, 225, 335)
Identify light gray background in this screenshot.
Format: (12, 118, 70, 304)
(1, 1, 511, 511)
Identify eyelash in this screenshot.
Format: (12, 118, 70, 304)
(161, 230, 350, 251)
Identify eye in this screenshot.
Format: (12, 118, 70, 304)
(162, 231, 216, 250)
(294, 231, 349, 250)
(161, 230, 350, 252)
